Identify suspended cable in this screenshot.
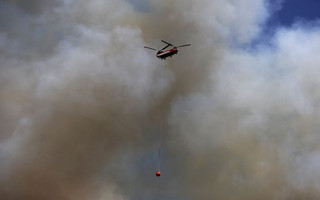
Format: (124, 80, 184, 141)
(156, 63, 166, 177)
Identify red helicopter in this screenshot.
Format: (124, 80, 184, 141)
(144, 40, 191, 60)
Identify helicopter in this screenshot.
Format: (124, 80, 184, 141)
(144, 40, 191, 60)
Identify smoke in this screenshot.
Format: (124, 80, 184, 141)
(1, 0, 320, 199)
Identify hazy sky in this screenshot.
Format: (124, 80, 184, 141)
(1, 0, 320, 200)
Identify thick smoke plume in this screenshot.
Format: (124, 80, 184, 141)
(1, 0, 320, 199)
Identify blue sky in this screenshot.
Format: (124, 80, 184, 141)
(269, 0, 320, 26)
(244, 0, 320, 49)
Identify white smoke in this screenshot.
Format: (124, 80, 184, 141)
(1, 0, 320, 199)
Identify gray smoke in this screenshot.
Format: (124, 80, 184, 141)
(1, 0, 320, 199)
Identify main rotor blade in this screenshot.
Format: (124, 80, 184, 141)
(177, 44, 191, 48)
(144, 46, 157, 51)
(161, 40, 173, 46)
(161, 44, 171, 50)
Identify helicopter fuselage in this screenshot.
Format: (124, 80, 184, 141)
(156, 48, 178, 60)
